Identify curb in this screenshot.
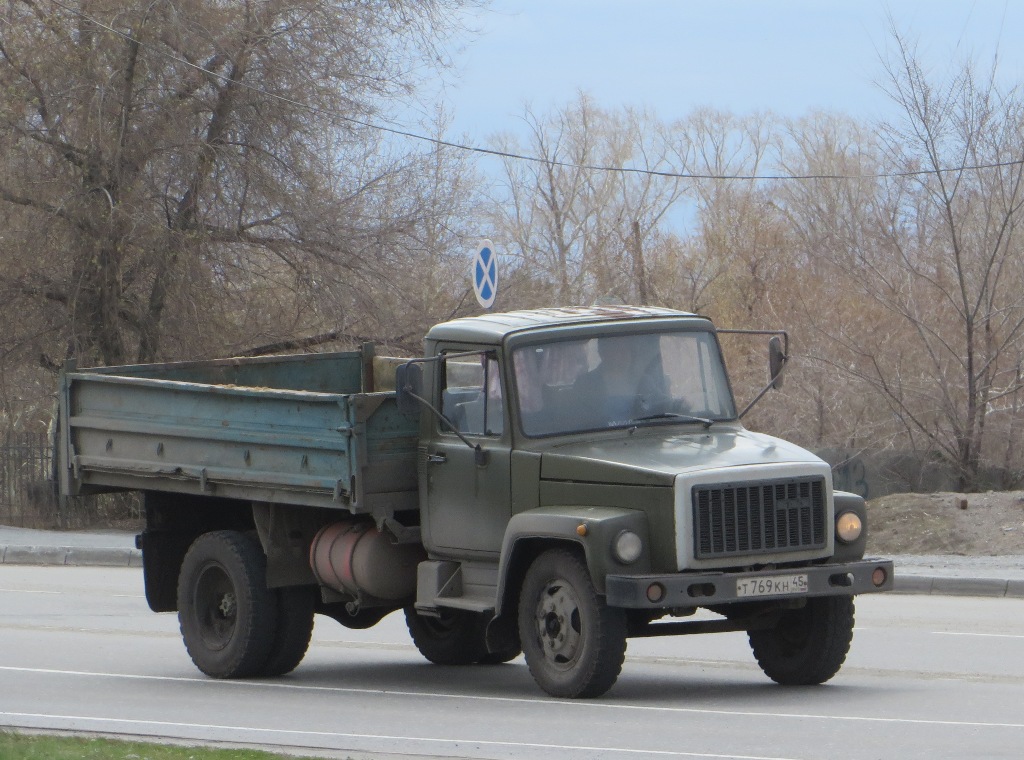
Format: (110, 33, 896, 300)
(0, 545, 142, 568)
(893, 575, 1024, 599)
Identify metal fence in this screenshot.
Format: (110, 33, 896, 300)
(0, 431, 54, 527)
(0, 430, 141, 529)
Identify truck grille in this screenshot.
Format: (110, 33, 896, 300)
(692, 477, 827, 560)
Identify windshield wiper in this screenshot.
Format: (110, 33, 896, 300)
(629, 412, 714, 430)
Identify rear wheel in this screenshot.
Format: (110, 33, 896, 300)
(748, 596, 855, 685)
(404, 607, 489, 665)
(177, 531, 277, 679)
(518, 548, 627, 698)
(259, 585, 316, 677)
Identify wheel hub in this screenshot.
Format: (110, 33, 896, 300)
(535, 580, 582, 666)
(195, 563, 237, 651)
(218, 592, 237, 618)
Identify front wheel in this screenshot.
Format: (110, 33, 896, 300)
(518, 548, 627, 698)
(748, 596, 855, 685)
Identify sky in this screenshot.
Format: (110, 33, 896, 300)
(405, 1, 1024, 287)
(426, 1, 1024, 143)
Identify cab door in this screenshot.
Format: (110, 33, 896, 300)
(422, 348, 512, 558)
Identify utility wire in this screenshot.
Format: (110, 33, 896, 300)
(43, 0, 1024, 183)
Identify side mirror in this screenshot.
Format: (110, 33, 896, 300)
(395, 362, 423, 416)
(769, 336, 787, 390)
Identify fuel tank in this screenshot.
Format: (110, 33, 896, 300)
(309, 521, 424, 601)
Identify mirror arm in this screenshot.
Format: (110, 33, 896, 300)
(719, 329, 789, 419)
(402, 389, 480, 454)
(738, 382, 776, 419)
(403, 393, 487, 465)
(396, 353, 492, 464)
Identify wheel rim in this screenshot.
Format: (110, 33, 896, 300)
(533, 577, 583, 670)
(193, 561, 236, 651)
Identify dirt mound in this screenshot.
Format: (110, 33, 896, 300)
(865, 491, 1024, 555)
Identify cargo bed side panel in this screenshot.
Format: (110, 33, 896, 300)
(75, 351, 366, 393)
(59, 373, 418, 517)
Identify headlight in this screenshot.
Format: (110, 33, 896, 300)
(836, 511, 863, 544)
(613, 530, 643, 564)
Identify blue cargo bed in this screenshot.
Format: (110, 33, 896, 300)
(55, 351, 419, 516)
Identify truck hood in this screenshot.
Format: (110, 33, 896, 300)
(540, 427, 826, 487)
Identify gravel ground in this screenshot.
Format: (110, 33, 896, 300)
(866, 490, 1024, 556)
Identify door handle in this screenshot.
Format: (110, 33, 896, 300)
(426, 452, 447, 464)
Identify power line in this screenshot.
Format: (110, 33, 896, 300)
(41, 0, 1024, 183)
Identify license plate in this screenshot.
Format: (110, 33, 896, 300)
(736, 573, 808, 598)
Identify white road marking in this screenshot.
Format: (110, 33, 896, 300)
(0, 587, 143, 598)
(856, 626, 1024, 639)
(1, 665, 1024, 730)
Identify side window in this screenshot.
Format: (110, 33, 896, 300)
(440, 352, 504, 436)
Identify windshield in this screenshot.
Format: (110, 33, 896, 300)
(511, 330, 736, 436)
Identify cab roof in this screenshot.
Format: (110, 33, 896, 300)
(425, 305, 704, 345)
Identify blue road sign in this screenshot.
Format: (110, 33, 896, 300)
(473, 240, 497, 309)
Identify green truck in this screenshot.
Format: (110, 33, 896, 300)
(54, 305, 893, 698)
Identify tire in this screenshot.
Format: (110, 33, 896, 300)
(177, 530, 277, 679)
(404, 607, 489, 665)
(517, 548, 627, 698)
(259, 585, 316, 677)
(748, 596, 855, 685)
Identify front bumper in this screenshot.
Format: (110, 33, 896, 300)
(605, 558, 894, 609)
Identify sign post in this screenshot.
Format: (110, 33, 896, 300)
(472, 239, 497, 310)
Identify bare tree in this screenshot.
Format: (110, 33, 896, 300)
(306, 112, 488, 354)
(488, 95, 684, 307)
(488, 96, 605, 305)
(768, 112, 897, 450)
(676, 109, 784, 329)
(780, 30, 1024, 490)
(0, 0, 470, 371)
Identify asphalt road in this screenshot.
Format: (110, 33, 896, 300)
(1, 565, 1023, 760)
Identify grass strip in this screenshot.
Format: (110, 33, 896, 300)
(0, 731, 335, 760)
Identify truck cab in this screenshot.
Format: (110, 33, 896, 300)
(401, 306, 892, 697)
